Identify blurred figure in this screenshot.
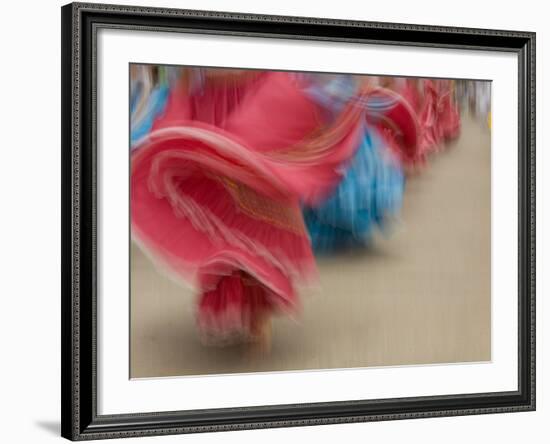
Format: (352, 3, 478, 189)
(455, 79, 491, 128)
(131, 68, 364, 349)
(129, 66, 468, 350)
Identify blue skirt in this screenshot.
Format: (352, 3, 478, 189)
(303, 127, 404, 253)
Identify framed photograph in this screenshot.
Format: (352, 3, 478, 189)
(61, 2, 536, 440)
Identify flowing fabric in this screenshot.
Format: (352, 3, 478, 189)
(418, 79, 461, 156)
(437, 80, 461, 141)
(131, 70, 365, 340)
(364, 86, 421, 166)
(303, 126, 404, 252)
(418, 79, 441, 155)
(197, 270, 280, 344)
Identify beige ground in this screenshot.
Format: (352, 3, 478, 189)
(130, 113, 491, 378)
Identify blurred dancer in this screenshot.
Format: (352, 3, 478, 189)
(131, 68, 365, 348)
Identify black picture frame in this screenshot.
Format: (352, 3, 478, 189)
(61, 2, 536, 440)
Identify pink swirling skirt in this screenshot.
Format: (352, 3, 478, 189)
(131, 71, 364, 341)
